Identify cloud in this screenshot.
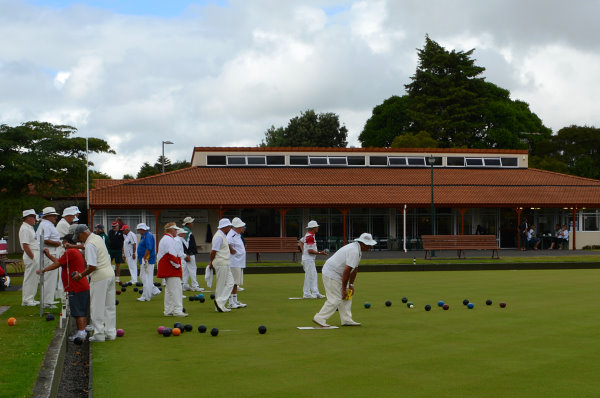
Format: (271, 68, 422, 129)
(1, 0, 600, 178)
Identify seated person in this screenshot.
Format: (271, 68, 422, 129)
(549, 224, 561, 250)
(528, 225, 541, 250)
(558, 225, 569, 249)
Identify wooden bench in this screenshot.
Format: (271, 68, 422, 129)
(421, 235, 500, 260)
(244, 237, 300, 262)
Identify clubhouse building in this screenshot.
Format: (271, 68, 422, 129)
(85, 147, 600, 252)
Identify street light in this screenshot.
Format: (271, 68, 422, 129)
(161, 140, 174, 173)
(427, 155, 436, 256)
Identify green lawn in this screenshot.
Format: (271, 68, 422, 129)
(93, 269, 600, 397)
(0, 277, 61, 398)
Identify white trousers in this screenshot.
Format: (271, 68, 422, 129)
(302, 259, 320, 296)
(22, 251, 40, 304)
(140, 261, 160, 300)
(314, 275, 354, 325)
(90, 276, 117, 339)
(54, 246, 64, 300)
(41, 255, 58, 305)
(164, 277, 184, 315)
(182, 255, 199, 288)
(125, 254, 138, 283)
(214, 262, 234, 309)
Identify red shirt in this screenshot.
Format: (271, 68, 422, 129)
(58, 249, 90, 293)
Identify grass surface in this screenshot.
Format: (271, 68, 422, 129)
(0, 277, 61, 398)
(93, 269, 600, 397)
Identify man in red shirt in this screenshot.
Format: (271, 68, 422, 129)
(38, 234, 90, 342)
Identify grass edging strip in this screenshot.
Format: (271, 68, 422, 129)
(31, 317, 69, 398)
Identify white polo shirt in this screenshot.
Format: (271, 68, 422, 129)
(19, 222, 39, 251)
(84, 233, 115, 282)
(226, 229, 246, 269)
(321, 241, 362, 282)
(35, 219, 61, 255)
(123, 231, 137, 257)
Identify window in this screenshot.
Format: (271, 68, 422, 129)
(267, 156, 285, 165)
(309, 157, 327, 165)
(207, 155, 226, 165)
(290, 156, 308, 165)
(227, 156, 246, 165)
(388, 157, 407, 166)
(581, 210, 600, 231)
(328, 157, 347, 165)
(447, 157, 464, 166)
(501, 157, 518, 167)
(407, 157, 426, 166)
(466, 158, 484, 166)
(347, 156, 365, 166)
(370, 156, 388, 166)
(247, 156, 266, 165)
(484, 158, 501, 166)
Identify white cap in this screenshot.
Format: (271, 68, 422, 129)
(62, 207, 78, 217)
(232, 217, 246, 228)
(218, 218, 232, 229)
(183, 216, 195, 224)
(136, 223, 150, 231)
(176, 227, 186, 235)
(66, 206, 81, 214)
(22, 209, 36, 218)
(306, 220, 319, 229)
(354, 233, 377, 246)
(42, 207, 59, 216)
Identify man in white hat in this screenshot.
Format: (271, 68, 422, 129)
(35, 207, 62, 308)
(208, 218, 235, 312)
(121, 224, 138, 284)
(181, 217, 201, 292)
(54, 207, 78, 299)
(19, 209, 40, 306)
(226, 217, 247, 309)
(71, 224, 117, 342)
(157, 223, 188, 317)
(312, 233, 377, 328)
(299, 220, 328, 299)
(136, 223, 160, 301)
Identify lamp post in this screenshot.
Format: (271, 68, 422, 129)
(427, 155, 436, 256)
(161, 140, 174, 173)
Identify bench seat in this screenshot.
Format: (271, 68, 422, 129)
(421, 235, 500, 260)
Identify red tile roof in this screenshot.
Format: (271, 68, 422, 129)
(90, 167, 600, 209)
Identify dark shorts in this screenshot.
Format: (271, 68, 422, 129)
(109, 249, 123, 264)
(68, 290, 90, 317)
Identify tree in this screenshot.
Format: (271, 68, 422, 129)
(359, 36, 551, 149)
(262, 109, 348, 147)
(0, 121, 114, 233)
(122, 174, 135, 179)
(136, 157, 190, 179)
(531, 125, 600, 179)
(391, 131, 438, 148)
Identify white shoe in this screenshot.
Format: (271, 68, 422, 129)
(237, 287, 244, 291)
(89, 335, 105, 342)
(137, 297, 149, 302)
(85, 325, 94, 332)
(191, 286, 203, 292)
(44, 304, 57, 309)
(182, 295, 187, 299)
(182, 285, 191, 291)
(315, 293, 326, 299)
(228, 302, 243, 309)
(342, 320, 361, 326)
(115, 278, 120, 283)
(235, 301, 247, 308)
(22, 301, 39, 307)
(303, 294, 316, 299)
(173, 312, 189, 317)
(312, 318, 331, 328)
(106, 335, 116, 341)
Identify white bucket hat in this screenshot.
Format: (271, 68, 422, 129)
(136, 223, 150, 231)
(354, 233, 377, 246)
(218, 218, 232, 229)
(176, 227, 186, 235)
(306, 220, 319, 229)
(42, 207, 59, 216)
(232, 217, 246, 228)
(62, 207, 78, 217)
(183, 216, 195, 225)
(66, 206, 81, 214)
(22, 209, 36, 218)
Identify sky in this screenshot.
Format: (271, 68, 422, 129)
(1, 0, 600, 178)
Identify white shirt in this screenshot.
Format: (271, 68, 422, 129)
(19, 222, 39, 251)
(211, 230, 230, 263)
(175, 236, 187, 261)
(56, 218, 71, 238)
(562, 229, 569, 240)
(157, 234, 180, 267)
(35, 219, 61, 254)
(123, 231, 137, 257)
(322, 242, 362, 282)
(84, 233, 114, 282)
(227, 229, 246, 269)
(300, 231, 318, 261)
